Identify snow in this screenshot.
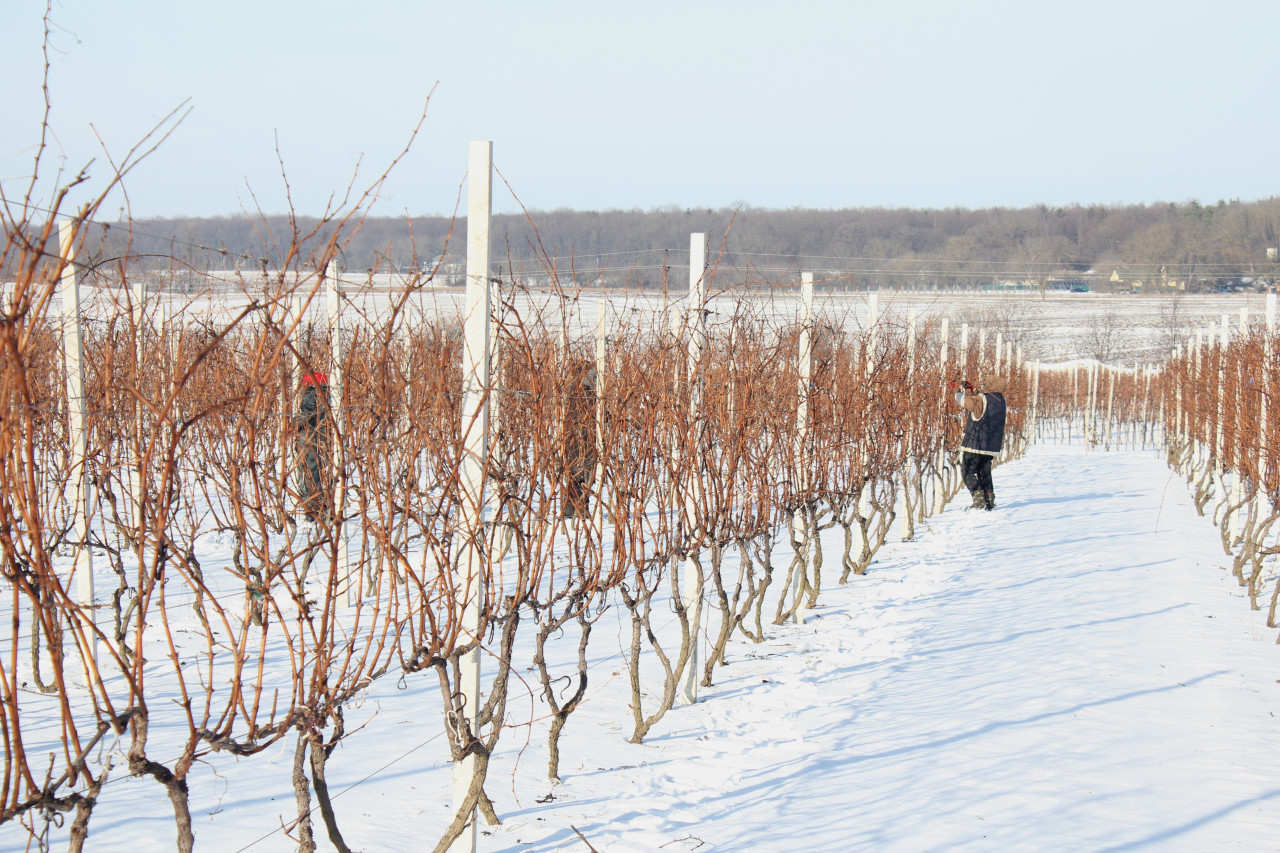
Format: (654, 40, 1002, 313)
(471, 442, 1280, 853)
(74, 287, 1272, 368)
(8, 441, 1280, 852)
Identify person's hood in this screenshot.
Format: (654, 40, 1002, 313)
(981, 375, 1008, 394)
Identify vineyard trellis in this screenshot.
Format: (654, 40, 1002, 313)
(9, 142, 1279, 853)
(1, 188, 1040, 852)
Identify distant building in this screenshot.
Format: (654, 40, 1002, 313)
(1047, 278, 1090, 293)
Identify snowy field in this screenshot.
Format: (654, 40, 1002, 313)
(75, 281, 1268, 367)
(16, 440, 1279, 853)
(469, 442, 1280, 852)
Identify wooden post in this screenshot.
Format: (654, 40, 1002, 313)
(288, 289, 309, 523)
(1105, 367, 1115, 450)
(59, 220, 95, 670)
(325, 261, 355, 608)
(592, 299, 608, 534)
(1093, 362, 1103, 445)
(1174, 344, 1184, 467)
(727, 322, 738, 432)
(1228, 311, 1244, 539)
(488, 264, 504, 490)
(1261, 295, 1276, 498)
(1216, 319, 1227, 496)
(1082, 364, 1090, 444)
(279, 295, 294, 520)
(859, 293, 879, 519)
(1085, 361, 1095, 445)
(1072, 364, 1079, 437)
(939, 317, 950, 375)
(1030, 362, 1041, 444)
(451, 139, 493, 853)
(901, 307, 917, 537)
(1137, 364, 1150, 449)
(294, 290, 309, 384)
(130, 277, 146, 561)
(866, 292, 879, 379)
(789, 271, 814, 626)
(1193, 329, 1204, 474)
(679, 232, 709, 703)
(933, 317, 950, 515)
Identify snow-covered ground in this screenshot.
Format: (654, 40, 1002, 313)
(22, 440, 1280, 853)
(74, 284, 1269, 368)
(467, 442, 1280, 853)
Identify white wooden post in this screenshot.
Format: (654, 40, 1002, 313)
(1261, 295, 1276, 497)
(789, 271, 814, 626)
(1229, 309, 1247, 540)
(1105, 367, 1115, 450)
(1216, 319, 1227, 497)
(130, 278, 146, 555)
(488, 264, 504, 484)
(592, 300, 608, 534)
(1193, 329, 1204, 473)
(866, 292, 879, 376)
(59, 220, 96, 669)
(288, 289, 308, 522)
(279, 295, 293, 518)
(1173, 344, 1183, 466)
(939, 317, 950, 380)
(1030, 362, 1041, 443)
(1140, 363, 1151, 448)
(679, 232, 708, 703)
(994, 331, 1004, 375)
(1014, 343, 1023, 450)
(451, 139, 493, 853)
(1072, 364, 1079, 437)
(1228, 318, 1239, 537)
(1092, 362, 1101, 445)
(727, 323, 738, 431)
(294, 289, 309, 384)
(858, 293, 878, 518)
(325, 261, 355, 607)
(901, 307, 917, 538)
(933, 317, 950, 514)
(1082, 363, 1091, 445)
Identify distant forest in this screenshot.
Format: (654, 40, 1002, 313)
(83, 197, 1280, 293)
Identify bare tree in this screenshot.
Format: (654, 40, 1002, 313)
(1076, 311, 1132, 364)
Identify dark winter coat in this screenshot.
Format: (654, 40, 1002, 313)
(957, 376, 1007, 457)
(560, 363, 598, 519)
(296, 381, 331, 521)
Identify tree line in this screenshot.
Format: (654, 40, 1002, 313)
(76, 197, 1280, 292)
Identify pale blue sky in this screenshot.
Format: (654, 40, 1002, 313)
(3, 1, 1277, 219)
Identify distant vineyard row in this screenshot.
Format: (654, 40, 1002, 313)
(1, 222, 1049, 850)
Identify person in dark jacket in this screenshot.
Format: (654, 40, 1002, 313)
(560, 360, 598, 520)
(296, 372, 331, 522)
(951, 375, 1008, 511)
